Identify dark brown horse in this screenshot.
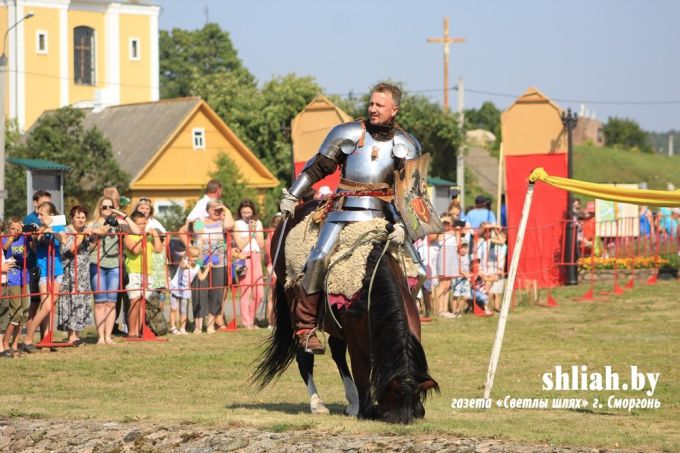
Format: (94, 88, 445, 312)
(253, 202, 438, 423)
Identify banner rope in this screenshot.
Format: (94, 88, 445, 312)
(528, 167, 680, 207)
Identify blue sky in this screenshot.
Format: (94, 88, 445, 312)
(158, 0, 680, 132)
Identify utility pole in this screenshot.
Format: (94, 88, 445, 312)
(0, 11, 35, 220)
(426, 17, 465, 112)
(456, 77, 465, 209)
(561, 108, 578, 286)
(669, 134, 674, 157)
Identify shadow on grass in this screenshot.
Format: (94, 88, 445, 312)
(225, 402, 348, 416)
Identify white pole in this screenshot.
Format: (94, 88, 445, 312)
(456, 77, 465, 210)
(483, 181, 536, 399)
(496, 143, 504, 222)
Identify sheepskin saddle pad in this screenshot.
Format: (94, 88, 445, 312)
(284, 214, 419, 300)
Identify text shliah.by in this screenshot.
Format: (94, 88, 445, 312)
(542, 365, 659, 396)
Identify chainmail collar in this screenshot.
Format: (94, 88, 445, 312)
(363, 118, 398, 141)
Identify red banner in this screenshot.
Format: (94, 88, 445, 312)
(505, 154, 567, 288)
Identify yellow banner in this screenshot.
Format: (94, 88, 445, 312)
(528, 168, 680, 207)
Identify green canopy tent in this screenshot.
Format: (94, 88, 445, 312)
(7, 158, 69, 215)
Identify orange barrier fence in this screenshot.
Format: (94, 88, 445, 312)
(1, 213, 677, 339)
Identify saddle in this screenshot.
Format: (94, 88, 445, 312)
(284, 215, 419, 308)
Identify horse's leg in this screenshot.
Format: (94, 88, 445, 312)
(296, 350, 329, 415)
(329, 335, 359, 417)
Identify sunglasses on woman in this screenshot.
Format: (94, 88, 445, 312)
(101, 205, 113, 209)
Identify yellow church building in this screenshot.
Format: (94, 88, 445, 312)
(1, 0, 159, 130)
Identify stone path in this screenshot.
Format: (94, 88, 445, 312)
(0, 418, 632, 452)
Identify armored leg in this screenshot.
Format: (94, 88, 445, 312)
(295, 221, 345, 354)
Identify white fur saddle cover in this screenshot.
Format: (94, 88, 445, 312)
(284, 215, 419, 299)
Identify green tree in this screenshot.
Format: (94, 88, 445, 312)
(465, 101, 501, 149)
(159, 23, 254, 99)
(249, 75, 322, 181)
(5, 107, 129, 215)
(604, 117, 652, 153)
(190, 72, 322, 183)
(397, 94, 463, 182)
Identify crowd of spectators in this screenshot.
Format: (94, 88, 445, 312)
(416, 192, 508, 320)
(4, 182, 675, 358)
(572, 197, 680, 258)
(0, 180, 277, 358)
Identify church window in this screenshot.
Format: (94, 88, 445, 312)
(74, 26, 95, 85)
(36, 31, 48, 54)
(129, 38, 140, 60)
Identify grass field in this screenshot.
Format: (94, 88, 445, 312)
(1, 280, 679, 451)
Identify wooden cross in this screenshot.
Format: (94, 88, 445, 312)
(427, 17, 465, 112)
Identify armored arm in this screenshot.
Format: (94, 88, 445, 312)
(287, 122, 364, 198)
(393, 130, 422, 161)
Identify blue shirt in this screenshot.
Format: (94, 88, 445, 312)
(465, 208, 497, 228)
(37, 224, 65, 278)
(3, 235, 29, 286)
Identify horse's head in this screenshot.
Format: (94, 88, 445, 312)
(374, 378, 438, 423)
(359, 245, 440, 424)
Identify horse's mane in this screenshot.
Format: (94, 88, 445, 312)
(351, 244, 439, 423)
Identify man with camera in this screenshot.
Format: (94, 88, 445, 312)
(22, 190, 52, 342)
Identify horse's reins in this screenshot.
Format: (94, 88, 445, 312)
(322, 228, 388, 331)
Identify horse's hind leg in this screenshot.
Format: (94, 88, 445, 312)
(329, 336, 359, 417)
(296, 350, 329, 415)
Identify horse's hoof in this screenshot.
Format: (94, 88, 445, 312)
(345, 403, 360, 418)
(310, 394, 330, 415)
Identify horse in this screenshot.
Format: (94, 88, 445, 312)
(253, 201, 438, 424)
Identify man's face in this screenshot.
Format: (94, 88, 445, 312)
(34, 195, 51, 210)
(368, 91, 398, 126)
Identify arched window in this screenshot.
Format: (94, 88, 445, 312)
(74, 26, 95, 85)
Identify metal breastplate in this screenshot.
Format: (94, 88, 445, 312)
(340, 132, 396, 211)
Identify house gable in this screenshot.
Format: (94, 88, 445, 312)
(131, 101, 278, 190)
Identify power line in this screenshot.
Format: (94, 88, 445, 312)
(331, 85, 680, 106)
(8, 66, 680, 107)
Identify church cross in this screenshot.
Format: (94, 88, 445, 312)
(426, 17, 465, 112)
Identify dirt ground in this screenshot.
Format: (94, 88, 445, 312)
(0, 418, 635, 452)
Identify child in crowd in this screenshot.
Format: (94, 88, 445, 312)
(450, 240, 471, 317)
(470, 275, 493, 316)
(471, 223, 495, 316)
(488, 230, 508, 312)
(415, 232, 440, 319)
(1, 218, 30, 357)
(168, 246, 211, 334)
(123, 211, 163, 338)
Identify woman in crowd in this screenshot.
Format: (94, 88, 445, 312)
(233, 200, 265, 329)
(88, 196, 139, 344)
(133, 197, 168, 301)
(58, 205, 95, 345)
(193, 198, 232, 333)
(20, 202, 67, 353)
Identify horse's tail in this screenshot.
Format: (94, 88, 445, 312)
(361, 244, 439, 424)
(251, 281, 297, 389)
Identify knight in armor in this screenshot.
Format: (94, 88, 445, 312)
(279, 83, 421, 354)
